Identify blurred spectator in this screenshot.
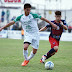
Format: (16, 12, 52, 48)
(68, 25, 72, 33)
(1, 10, 5, 22)
(0, 19, 1, 23)
(6, 9, 10, 23)
(18, 25, 22, 30)
(11, 16, 16, 21)
(11, 16, 19, 30)
(21, 29, 24, 39)
(12, 23, 19, 30)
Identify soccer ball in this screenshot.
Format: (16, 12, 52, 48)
(45, 61, 54, 70)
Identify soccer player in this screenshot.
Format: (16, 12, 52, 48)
(40, 11, 68, 63)
(0, 3, 57, 66)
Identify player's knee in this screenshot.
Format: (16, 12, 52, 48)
(33, 51, 37, 54)
(24, 46, 28, 50)
(54, 46, 58, 52)
(33, 50, 37, 54)
(24, 43, 29, 50)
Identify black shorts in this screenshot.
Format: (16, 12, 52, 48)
(24, 42, 31, 45)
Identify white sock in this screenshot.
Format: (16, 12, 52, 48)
(27, 51, 35, 60)
(42, 56, 46, 62)
(23, 49, 28, 60)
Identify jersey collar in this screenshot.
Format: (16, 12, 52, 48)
(54, 20, 61, 23)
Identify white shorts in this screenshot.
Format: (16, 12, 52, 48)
(24, 35, 39, 49)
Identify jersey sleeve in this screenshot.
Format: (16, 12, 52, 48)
(14, 14, 23, 22)
(30, 12, 41, 19)
(46, 21, 53, 28)
(63, 20, 68, 26)
(46, 24, 52, 28)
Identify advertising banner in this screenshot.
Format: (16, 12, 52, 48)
(7, 30, 22, 39)
(0, 30, 7, 38)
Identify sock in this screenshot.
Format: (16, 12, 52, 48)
(42, 55, 47, 62)
(27, 51, 35, 60)
(23, 49, 28, 60)
(46, 48, 56, 59)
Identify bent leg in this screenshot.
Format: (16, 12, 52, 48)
(50, 46, 59, 56)
(23, 42, 30, 60)
(21, 42, 31, 66)
(46, 37, 59, 59)
(28, 48, 37, 60)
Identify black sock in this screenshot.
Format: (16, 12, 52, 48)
(46, 48, 56, 59)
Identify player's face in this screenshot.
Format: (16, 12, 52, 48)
(24, 8, 31, 15)
(55, 15, 61, 22)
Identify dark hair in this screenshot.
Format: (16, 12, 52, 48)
(24, 3, 31, 9)
(55, 11, 61, 15)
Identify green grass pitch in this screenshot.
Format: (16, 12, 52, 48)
(0, 38, 72, 72)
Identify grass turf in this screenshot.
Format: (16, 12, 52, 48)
(0, 38, 72, 72)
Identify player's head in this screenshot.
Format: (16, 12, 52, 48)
(24, 3, 31, 15)
(55, 11, 61, 22)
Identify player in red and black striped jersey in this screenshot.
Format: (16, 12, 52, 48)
(40, 11, 68, 63)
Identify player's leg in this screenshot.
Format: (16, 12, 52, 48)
(27, 38, 39, 60)
(27, 48, 37, 60)
(21, 42, 31, 66)
(40, 46, 58, 63)
(46, 46, 58, 59)
(23, 42, 31, 60)
(40, 37, 59, 63)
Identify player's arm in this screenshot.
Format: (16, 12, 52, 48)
(32, 13, 57, 29)
(60, 21, 68, 30)
(0, 21, 15, 31)
(0, 14, 23, 31)
(39, 27, 47, 32)
(39, 24, 51, 32)
(40, 17, 57, 29)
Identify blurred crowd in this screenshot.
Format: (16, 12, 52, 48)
(0, 9, 22, 30)
(0, 9, 72, 33)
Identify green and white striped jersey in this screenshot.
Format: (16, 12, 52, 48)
(14, 12, 41, 35)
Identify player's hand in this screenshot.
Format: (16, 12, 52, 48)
(0, 28, 3, 31)
(60, 21, 63, 26)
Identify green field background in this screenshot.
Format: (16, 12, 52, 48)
(0, 38, 72, 72)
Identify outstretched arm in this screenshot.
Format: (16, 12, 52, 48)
(0, 21, 15, 31)
(39, 27, 47, 32)
(41, 17, 57, 29)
